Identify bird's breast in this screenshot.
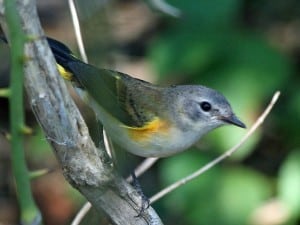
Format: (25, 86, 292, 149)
(120, 117, 199, 157)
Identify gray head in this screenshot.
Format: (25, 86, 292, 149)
(165, 85, 246, 134)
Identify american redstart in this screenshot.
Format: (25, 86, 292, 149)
(3, 37, 246, 157)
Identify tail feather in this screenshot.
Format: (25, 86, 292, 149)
(46, 37, 78, 70)
(1, 35, 76, 71)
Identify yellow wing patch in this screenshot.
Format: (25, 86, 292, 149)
(57, 64, 73, 81)
(125, 117, 171, 142)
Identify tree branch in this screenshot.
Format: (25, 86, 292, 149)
(0, 0, 162, 224)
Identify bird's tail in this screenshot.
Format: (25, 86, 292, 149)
(46, 37, 82, 81)
(1, 36, 78, 80)
(0, 36, 75, 63)
(46, 38, 77, 67)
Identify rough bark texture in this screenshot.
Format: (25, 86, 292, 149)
(0, 0, 163, 224)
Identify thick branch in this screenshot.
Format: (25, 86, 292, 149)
(0, 1, 162, 224)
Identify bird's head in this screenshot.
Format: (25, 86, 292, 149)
(166, 85, 246, 135)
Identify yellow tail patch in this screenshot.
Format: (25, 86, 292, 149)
(125, 117, 171, 142)
(57, 64, 73, 81)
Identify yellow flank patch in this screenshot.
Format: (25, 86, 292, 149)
(57, 64, 73, 81)
(125, 117, 171, 142)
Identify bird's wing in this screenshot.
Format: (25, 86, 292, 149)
(69, 62, 136, 125)
(47, 37, 154, 127)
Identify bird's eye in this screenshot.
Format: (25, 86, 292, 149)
(200, 101, 212, 112)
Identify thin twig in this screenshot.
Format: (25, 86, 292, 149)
(127, 158, 159, 183)
(29, 169, 53, 180)
(134, 157, 159, 178)
(150, 91, 281, 204)
(151, 0, 181, 17)
(68, 0, 88, 63)
(71, 202, 92, 225)
(0, 88, 10, 97)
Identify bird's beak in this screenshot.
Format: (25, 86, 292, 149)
(220, 114, 246, 128)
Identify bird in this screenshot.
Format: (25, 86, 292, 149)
(47, 37, 246, 158)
